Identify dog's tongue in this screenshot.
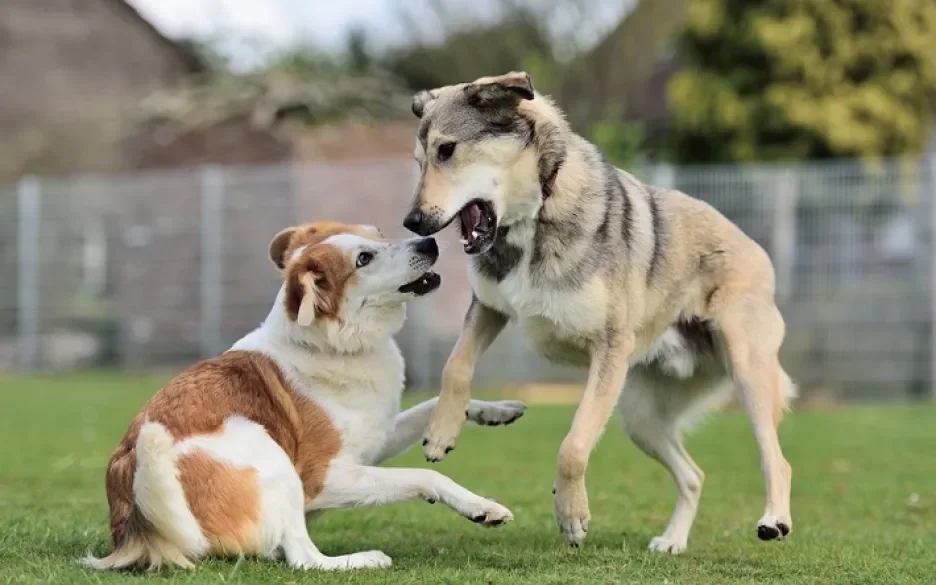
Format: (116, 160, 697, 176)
(460, 203, 482, 235)
(468, 203, 482, 230)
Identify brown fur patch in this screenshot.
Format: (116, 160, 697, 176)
(177, 451, 262, 555)
(104, 351, 342, 551)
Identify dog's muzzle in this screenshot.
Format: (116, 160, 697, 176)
(412, 236, 439, 261)
(404, 209, 433, 236)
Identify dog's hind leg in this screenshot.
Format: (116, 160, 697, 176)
(618, 373, 706, 554)
(716, 299, 794, 541)
(311, 464, 513, 527)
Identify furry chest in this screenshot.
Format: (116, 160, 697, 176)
(473, 268, 607, 342)
(306, 387, 400, 465)
(274, 345, 406, 466)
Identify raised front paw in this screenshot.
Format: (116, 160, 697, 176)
(466, 400, 527, 426)
(554, 476, 590, 547)
(422, 409, 466, 462)
(466, 498, 514, 527)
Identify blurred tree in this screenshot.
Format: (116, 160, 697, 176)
(267, 45, 344, 76)
(589, 118, 646, 169)
(345, 27, 374, 74)
(668, 0, 936, 163)
(384, 9, 555, 92)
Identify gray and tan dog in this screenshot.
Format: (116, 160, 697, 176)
(402, 71, 796, 554)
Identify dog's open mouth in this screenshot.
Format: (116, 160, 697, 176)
(398, 271, 441, 296)
(458, 200, 498, 255)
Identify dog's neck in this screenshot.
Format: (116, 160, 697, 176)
(259, 286, 406, 356)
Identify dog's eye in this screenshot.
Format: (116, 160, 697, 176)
(437, 142, 456, 162)
(356, 252, 374, 268)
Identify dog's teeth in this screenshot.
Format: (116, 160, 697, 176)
(471, 231, 479, 239)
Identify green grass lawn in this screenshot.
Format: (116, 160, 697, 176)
(1, 372, 934, 584)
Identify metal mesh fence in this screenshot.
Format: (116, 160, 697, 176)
(1, 157, 933, 400)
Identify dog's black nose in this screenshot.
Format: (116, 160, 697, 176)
(414, 237, 439, 259)
(404, 209, 425, 235)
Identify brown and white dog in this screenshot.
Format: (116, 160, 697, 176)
(84, 221, 524, 572)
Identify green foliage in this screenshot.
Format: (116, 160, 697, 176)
(267, 45, 346, 77)
(589, 118, 646, 168)
(668, 0, 936, 163)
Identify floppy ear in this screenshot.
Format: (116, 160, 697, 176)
(269, 227, 297, 270)
(464, 71, 535, 108)
(286, 269, 324, 327)
(295, 272, 320, 327)
(411, 89, 437, 118)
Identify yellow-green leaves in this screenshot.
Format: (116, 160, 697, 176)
(669, 0, 936, 163)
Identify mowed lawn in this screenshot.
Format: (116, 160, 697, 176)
(0, 373, 934, 584)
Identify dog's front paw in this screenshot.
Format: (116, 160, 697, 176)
(648, 535, 687, 554)
(295, 550, 392, 571)
(335, 550, 392, 570)
(466, 400, 527, 426)
(422, 407, 466, 462)
(554, 476, 590, 547)
(466, 498, 514, 527)
(756, 515, 792, 541)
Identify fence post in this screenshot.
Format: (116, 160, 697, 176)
(930, 154, 936, 400)
(200, 166, 225, 359)
(17, 176, 40, 370)
(771, 170, 798, 304)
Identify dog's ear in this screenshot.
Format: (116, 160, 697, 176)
(412, 89, 437, 118)
(293, 272, 321, 326)
(286, 265, 329, 327)
(269, 227, 297, 270)
(464, 71, 535, 108)
(284, 245, 352, 325)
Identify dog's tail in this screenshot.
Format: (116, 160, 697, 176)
(775, 368, 798, 423)
(83, 422, 206, 570)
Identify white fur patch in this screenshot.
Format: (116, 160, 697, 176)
(640, 327, 697, 379)
(133, 422, 210, 556)
(175, 416, 301, 556)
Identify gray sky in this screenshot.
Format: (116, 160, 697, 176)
(129, 0, 632, 69)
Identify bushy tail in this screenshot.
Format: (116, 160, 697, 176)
(83, 422, 206, 570)
(775, 368, 798, 423)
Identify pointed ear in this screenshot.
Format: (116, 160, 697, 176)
(412, 89, 437, 118)
(269, 227, 297, 270)
(295, 272, 320, 327)
(464, 71, 535, 108)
